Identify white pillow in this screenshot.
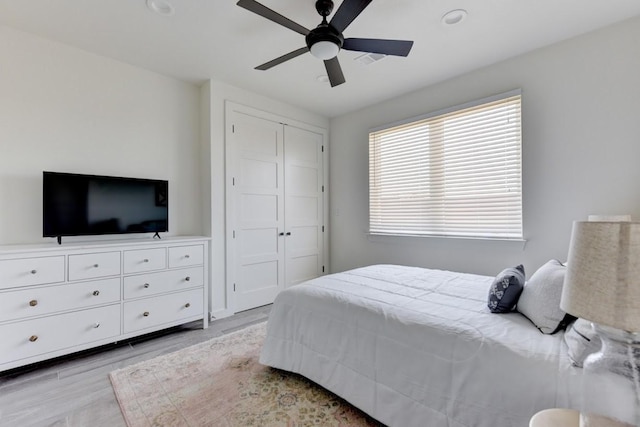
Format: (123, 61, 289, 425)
(564, 318, 601, 367)
(517, 260, 572, 334)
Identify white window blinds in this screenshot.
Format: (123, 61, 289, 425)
(369, 92, 522, 239)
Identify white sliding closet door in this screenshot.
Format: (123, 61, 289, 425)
(226, 103, 325, 312)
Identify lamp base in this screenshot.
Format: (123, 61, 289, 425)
(580, 324, 640, 427)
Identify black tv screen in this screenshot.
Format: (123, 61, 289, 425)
(43, 171, 168, 240)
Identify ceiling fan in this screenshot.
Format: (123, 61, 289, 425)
(236, 0, 414, 87)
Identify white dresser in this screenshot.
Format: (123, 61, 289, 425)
(0, 236, 209, 372)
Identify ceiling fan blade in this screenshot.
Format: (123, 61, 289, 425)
(255, 47, 309, 71)
(324, 57, 346, 87)
(343, 38, 414, 56)
(329, 0, 372, 33)
(237, 0, 309, 36)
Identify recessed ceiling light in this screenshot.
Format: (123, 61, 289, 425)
(146, 0, 175, 16)
(441, 9, 467, 26)
(316, 75, 330, 83)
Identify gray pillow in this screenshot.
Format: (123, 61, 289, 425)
(517, 259, 571, 334)
(487, 264, 525, 313)
(564, 318, 601, 367)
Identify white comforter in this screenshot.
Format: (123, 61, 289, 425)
(260, 264, 584, 427)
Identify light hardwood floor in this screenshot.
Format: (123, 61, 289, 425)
(0, 305, 271, 427)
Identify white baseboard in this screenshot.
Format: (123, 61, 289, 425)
(209, 308, 233, 321)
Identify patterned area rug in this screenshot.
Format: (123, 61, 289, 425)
(109, 322, 383, 427)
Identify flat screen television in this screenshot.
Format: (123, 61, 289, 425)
(43, 171, 168, 244)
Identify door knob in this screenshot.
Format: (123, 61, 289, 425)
(279, 232, 284, 236)
(286, 232, 291, 236)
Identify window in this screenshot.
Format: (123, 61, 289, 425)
(369, 91, 522, 239)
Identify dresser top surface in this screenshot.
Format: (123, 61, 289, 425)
(0, 236, 210, 255)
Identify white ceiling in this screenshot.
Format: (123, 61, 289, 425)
(1, 0, 639, 118)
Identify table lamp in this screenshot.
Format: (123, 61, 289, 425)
(560, 221, 640, 426)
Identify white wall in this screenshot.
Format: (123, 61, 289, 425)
(204, 80, 329, 318)
(0, 25, 202, 244)
(329, 16, 640, 277)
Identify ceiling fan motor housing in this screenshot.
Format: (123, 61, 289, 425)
(306, 24, 344, 51)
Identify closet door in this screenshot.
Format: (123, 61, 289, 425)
(284, 126, 324, 287)
(229, 111, 285, 312)
(226, 103, 326, 313)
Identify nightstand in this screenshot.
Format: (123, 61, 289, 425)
(529, 408, 579, 427)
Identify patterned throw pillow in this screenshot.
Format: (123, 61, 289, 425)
(487, 264, 526, 313)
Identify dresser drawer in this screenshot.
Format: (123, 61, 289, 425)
(68, 251, 121, 281)
(123, 289, 203, 334)
(123, 248, 166, 274)
(168, 245, 204, 268)
(0, 304, 121, 365)
(0, 256, 65, 290)
(123, 267, 203, 299)
(0, 278, 121, 322)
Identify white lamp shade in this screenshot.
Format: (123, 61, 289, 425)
(310, 41, 340, 60)
(560, 221, 640, 332)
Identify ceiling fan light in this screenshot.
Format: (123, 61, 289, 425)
(310, 41, 340, 60)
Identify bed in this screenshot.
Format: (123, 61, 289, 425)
(259, 264, 585, 427)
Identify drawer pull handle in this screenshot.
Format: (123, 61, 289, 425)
(29, 335, 38, 342)
(93, 290, 100, 296)
(93, 264, 99, 268)
(185, 254, 190, 259)
(30, 269, 37, 275)
(29, 299, 38, 307)
(185, 303, 191, 308)
(143, 283, 150, 289)
(143, 259, 149, 263)
(185, 276, 191, 282)
(143, 311, 150, 317)
(94, 322, 101, 328)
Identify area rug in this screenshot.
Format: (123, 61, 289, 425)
(109, 322, 383, 427)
